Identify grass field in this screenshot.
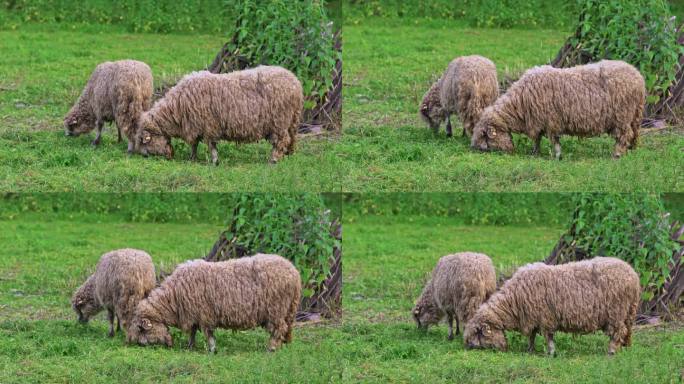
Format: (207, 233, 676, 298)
(1, 213, 681, 383)
(0, 25, 342, 192)
(341, 20, 684, 191)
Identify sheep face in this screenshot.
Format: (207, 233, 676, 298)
(72, 295, 100, 323)
(420, 102, 444, 131)
(470, 109, 514, 153)
(412, 302, 443, 330)
(64, 109, 96, 136)
(137, 126, 174, 159)
(127, 315, 173, 347)
(463, 320, 507, 351)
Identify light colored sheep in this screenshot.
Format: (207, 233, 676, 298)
(413, 252, 497, 340)
(471, 60, 645, 159)
(420, 56, 499, 137)
(64, 60, 153, 153)
(71, 248, 156, 337)
(137, 66, 303, 165)
(463, 257, 640, 355)
(126, 254, 301, 353)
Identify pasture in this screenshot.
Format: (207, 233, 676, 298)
(0, 25, 342, 192)
(0, 211, 681, 383)
(341, 20, 684, 191)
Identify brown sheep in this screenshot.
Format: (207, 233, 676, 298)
(413, 252, 497, 340)
(126, 254, 301, 353)
(71, 249, 156, 337)
(137, 66, 303, 165)
(420, 56, 499, 138)
(471, 60, 645, 159)
(64, 60, 153, 153)
(463, 257, 640, 355)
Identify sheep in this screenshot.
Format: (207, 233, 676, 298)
(126, 254, 301, 353)
(64, 60, 153, 153)
(71, 248, 156, 337)
(136, 66, 303, 165)
(420, 56, 499, 138)
(463, 257, 640, 356)
(412, 252, 497, 340)
(471, 60, 645, 159)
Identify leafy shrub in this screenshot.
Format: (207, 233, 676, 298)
(572, 0, 683, 104)
(343, 193, 574, 226)
(560, 194, 678, 301)
(212, 193, 340, 297)
(224, 0, 338, 107)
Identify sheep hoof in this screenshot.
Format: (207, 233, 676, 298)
(447, 334, 454, 341)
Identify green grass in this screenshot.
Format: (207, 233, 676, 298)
(341, 20, 684, 191)
(1, 214, 681, 383)
(0, 25, 342, 192)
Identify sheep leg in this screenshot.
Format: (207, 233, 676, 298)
(527, 330, 537, 353)
(188, 325, 198, 349)
(203, 328, 216, 354)
(549, 135, 562, 160)
(117, 124, 122, 143)
(116, 316, 121, 332)
(445, 115, 453, 138)
(455, 317, 460, 335)
(209, 141, 219, 166)
(544, 332, 555, 356)
(447, 314, 454, 341)
(107, 309, 115, 337)
(189, 141, 199, 161)
(92, 119, 104, 146)
(531, 135, 542, 155)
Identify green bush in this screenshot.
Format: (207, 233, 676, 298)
(225, 0, 338, 106)
(572, 0, 683, 104)
(220, 193, 339, 297)
(562, 194, 679, 301)
(343, 193, 574, 226)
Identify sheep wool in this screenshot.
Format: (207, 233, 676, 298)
(463, 257, 640, 355)
(127, 254, 302, 353)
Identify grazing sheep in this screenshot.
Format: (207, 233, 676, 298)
(127, 254, 301, 353)
(71, 249, 156, 337)
(471, 60, 645, 159)
(420, 56, 499, 138)
(137, 66, 303, 165)
(64, 60, 153, 153)
(463, 257, 640, 355)
(412, 252, 497, 340)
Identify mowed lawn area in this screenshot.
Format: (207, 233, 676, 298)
(0, 25, 342, 192)
(0, 214, 681, 383)
(342, 20, 684, 191)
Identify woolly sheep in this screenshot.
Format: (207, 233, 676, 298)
(64, 60, 153, 153)
(413, 252, 497, 340)
(71, 248, 156, 337)
(137, 66, 303, 165)
(463, 257, 640, 355)
(471, 60, 645, 159)
(420, 56, 499, 137)
(126, 254, 301, 353)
